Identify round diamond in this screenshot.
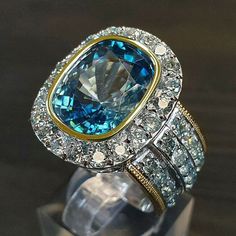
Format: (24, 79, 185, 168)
(155, 44, 167, 55)
(93, 151, 106, 163)
(158, 98, 169, 109)
(142, 113, 161, 133)
(115, 145, 126, 156)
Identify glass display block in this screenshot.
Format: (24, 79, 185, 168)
(37, 168, 194, 236)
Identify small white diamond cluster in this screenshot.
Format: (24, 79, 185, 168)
(127, 101, 205, 207)
(132, 148, 182, 207)
(154, 126, 197, 190)
(167, 104, 205, 171)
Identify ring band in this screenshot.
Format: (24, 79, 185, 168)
(126, 101, 205, 213)
(31, 26, 206, 213)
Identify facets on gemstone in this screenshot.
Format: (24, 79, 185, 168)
(130, 125, 149, 145)
(140, 110, 162, 133)
(163, 56, 180, 72)
(172, 149, 187, 167)
(51, 39, 155, 136)
(179, 165, 189, 176)
(125, 28, 136, 38)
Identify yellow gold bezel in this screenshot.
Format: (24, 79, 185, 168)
(46, 35, 161, 141)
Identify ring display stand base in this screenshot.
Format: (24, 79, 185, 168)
(37, 168, 194, 236)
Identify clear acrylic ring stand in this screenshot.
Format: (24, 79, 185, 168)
(37, 168, 194, 236)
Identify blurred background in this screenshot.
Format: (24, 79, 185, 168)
(0, 0, 235, 235)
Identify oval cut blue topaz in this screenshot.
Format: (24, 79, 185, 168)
(51, 39, 155, 136)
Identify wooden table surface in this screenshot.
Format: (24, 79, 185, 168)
(0, 0, 235, 235)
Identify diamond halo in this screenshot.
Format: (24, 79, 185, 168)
(31, 26, 183, 171)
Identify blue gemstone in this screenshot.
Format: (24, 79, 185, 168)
(51, 39, 155, 135)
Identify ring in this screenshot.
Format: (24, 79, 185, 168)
(31, 26, 206, 214)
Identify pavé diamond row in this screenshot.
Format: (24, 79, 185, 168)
(125, 101, 205, 210)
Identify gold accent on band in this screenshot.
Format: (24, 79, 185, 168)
(46, 35, 161, 141)
(125, 162, 166, 214)
(177, 101, 207, 151)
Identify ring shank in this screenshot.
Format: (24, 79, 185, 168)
(125, 101, 206, 214)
